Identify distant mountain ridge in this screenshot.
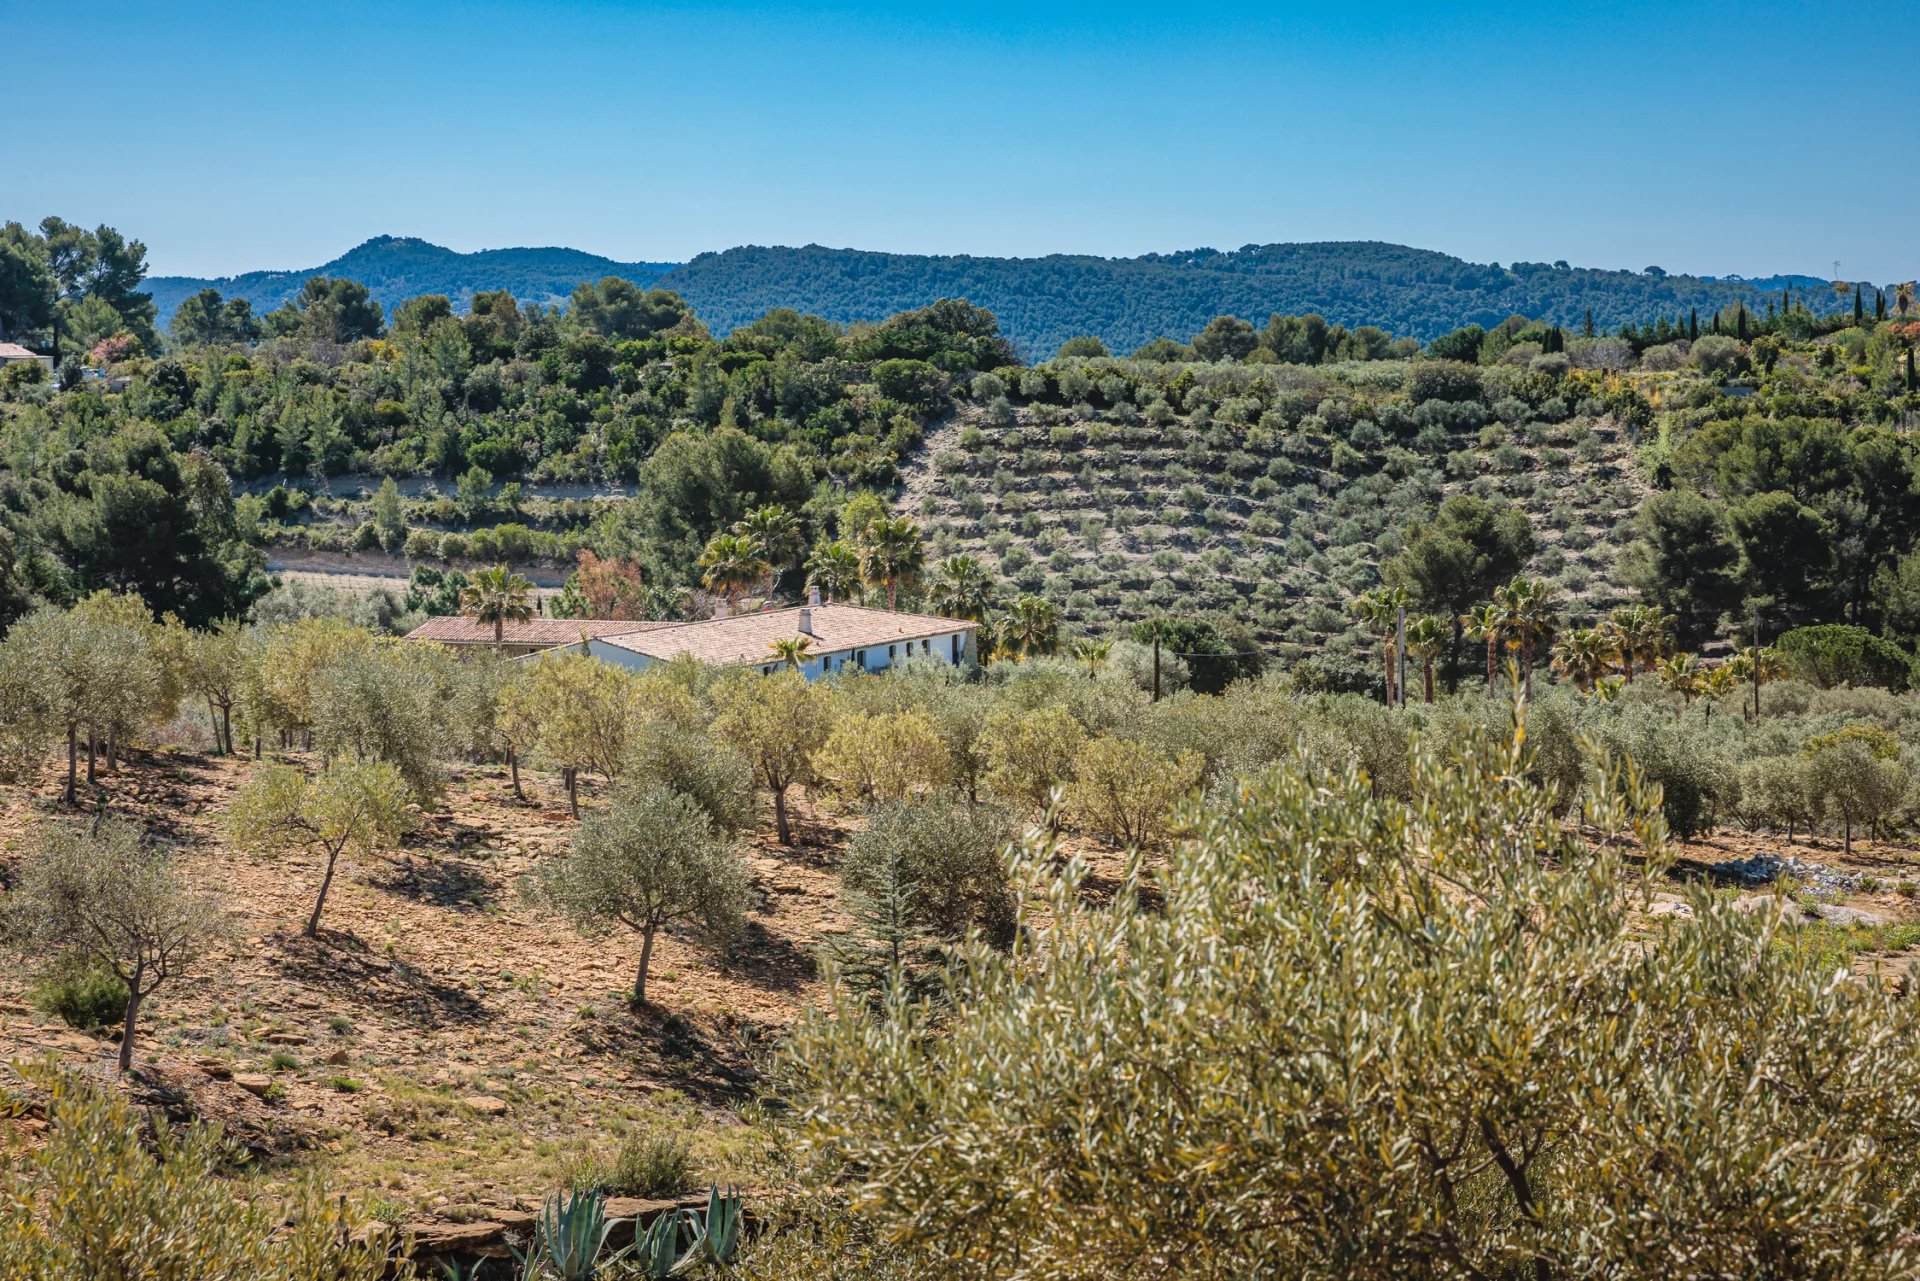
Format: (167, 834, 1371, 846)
(145, 235, 678, 326)
(150, 235, 1875, 357)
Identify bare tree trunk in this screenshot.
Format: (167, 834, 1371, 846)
(1485, 641, 1496, 695)
(107, 730, 118, 771)
(306, 848, 342, 937)
(566, 768, 579, 819)
(118, 967, 144, 1073)
(634, 925, 657, 1006)
(208, 699, 223, 753)
(1424, 662, 1434, 704)
(773, 785, 792, 845)
(508, 746, 525, 802)
(65, 724, 78, 804)
(223, 707, 236, 755)
(86, 734, 97, 784)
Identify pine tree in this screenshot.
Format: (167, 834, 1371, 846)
(819, 845, 948, 1010)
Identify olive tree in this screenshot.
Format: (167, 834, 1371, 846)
(0, 1063, 397, 1278)
(1064, 735, 1205, 850)
(3, 819, 223, 1072)
(814, 709, 949, 807)
(224, 759, 413, 937)
(711, 669, 834, 844)
(982, 703, 1084, 822)
(529, 786, 750, 1006)
(772, 721, 1920, 1279)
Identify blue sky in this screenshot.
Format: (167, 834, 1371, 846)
(3, 0, 1913, 282)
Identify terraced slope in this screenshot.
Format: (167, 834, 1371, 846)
(900, 358, 1651, 674)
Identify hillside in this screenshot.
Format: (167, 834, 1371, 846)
(148, 235, 1856, 358)
(902, 355, 1648, 683)
(147, 236, 679, 325)
(660, 242, 1820, 356)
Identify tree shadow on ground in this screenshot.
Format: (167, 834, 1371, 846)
(723, 919, 816, 996)
(568, 1004, 761, 1106)
(271, 931, 495, 1030)
(367, 854, 500, 912)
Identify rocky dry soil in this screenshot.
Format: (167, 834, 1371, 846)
(0, 746, 855, 1234)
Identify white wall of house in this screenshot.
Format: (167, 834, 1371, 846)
(590, 629, 975, 681)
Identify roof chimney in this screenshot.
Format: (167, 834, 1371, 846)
(798, 608, 813, 636)
(807, 584, 821, 607)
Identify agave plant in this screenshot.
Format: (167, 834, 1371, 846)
(630, 1184, 747, 1277)
(633, 1209, 693, 1279)
(512, 1189, 633, 1281)
(689, 1184, 744, 1266)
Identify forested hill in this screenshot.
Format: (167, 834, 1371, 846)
(149, 235, 1850, 358)
(655, 243, 1818, 356)
(146, 236, 678, 326)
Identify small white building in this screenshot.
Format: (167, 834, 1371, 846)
(584, 602, 978, 680)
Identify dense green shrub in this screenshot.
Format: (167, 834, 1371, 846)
(842, 792, 1016, 943)
(28, 955, 131, 1030)
(1777, 625, 1915, 692)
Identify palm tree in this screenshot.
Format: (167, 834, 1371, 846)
(1494, 577, 1558, 700)
(698, 532, 770, 610)
(1001, 596, 1061, 659)
(1550, 627, 1615, 694)
(926, 554, 997, 621)
(1404, 615, 1448, 704)
(1702, 661, 1742, 716)
(1727, 644, 1788, 720)
(1603, 604, 1672, 683)
(1656, 653, 1705, 708)
(1346, 586, 1408, 706)
(735, 505, 805, 586)
(1461, 603, 1504, 696)
(857, 516, 925, 611)
(459, 564, 534, 647)
(768, 635, 814, 671)
(1072, 637, 1112, 680)
(806, 540, 863, 604)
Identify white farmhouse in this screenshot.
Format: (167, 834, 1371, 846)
(585, 602, 977, 679)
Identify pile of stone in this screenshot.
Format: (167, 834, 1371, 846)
(1708, 851, 1860, 897)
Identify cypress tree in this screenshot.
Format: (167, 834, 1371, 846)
(1877, 289, 1887, 321)
(1737, 304, 1749, 342)
(819, 844, 948, 1009)
(1688, 308, 1698, 340)
(1582, 307, 1595, 339)
(1855, 284, 1865, 325)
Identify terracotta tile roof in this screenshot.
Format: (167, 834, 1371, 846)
(0, 343, 43, 360)
(595, 604, 975, 667)
(405, 616, 675, 646)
